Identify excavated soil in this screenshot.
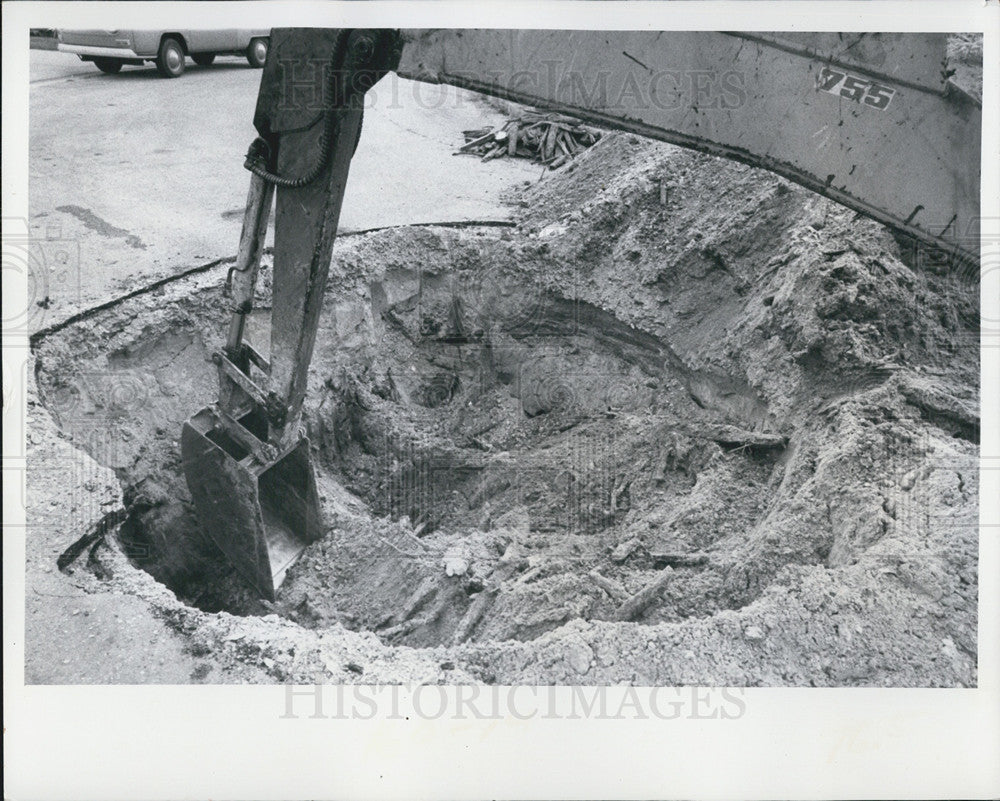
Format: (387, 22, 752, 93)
(35, 133, 979, 685)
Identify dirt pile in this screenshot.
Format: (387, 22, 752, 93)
(35, 133, 978, 685)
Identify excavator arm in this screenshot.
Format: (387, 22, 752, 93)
(398, 30, 980, 262)
(182, 28, 982, 600)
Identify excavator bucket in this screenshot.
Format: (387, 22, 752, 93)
(176, 29, 398, 602)
(181, 407, 322, 601)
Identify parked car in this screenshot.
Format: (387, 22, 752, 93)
(56, 30, 270, 78)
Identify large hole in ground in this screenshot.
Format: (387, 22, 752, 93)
(37, 226, 794, 649)
(36, 137, 978, 671)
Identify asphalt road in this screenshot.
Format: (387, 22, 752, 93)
(26, 48, 537, 332)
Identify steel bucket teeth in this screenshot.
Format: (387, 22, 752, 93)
(181, 407, 322, 601)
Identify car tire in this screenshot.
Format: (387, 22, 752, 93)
(94, 58, 123, 74)
(246, 37, 268, 68)
(156, 37, 186, 78)
(192, 53, 216, 67)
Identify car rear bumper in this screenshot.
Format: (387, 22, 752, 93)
(57, 43, 142, 59)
